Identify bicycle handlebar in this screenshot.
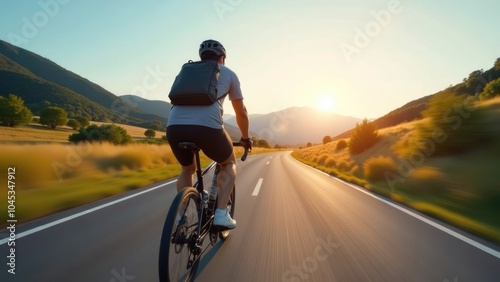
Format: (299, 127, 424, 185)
(232, 141, 250, 161)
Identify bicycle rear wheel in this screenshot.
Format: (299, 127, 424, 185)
(159, 187, 200, 282)
(218, 185, 236, 240)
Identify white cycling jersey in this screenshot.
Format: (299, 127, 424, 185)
(167, 64, 243, 129)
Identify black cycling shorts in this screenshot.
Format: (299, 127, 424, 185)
(166, 125, 233, 166)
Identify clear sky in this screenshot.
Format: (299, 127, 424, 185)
(1, 0, 499, 119)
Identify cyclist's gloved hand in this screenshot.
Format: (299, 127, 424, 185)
(240, 137, 253, 152)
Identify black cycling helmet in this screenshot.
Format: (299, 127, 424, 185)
(199, 39, 226, 58)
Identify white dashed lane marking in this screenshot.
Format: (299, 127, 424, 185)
(252, 178, 264, 196)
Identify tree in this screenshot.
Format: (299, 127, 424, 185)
(415, 92, 488, 155)
(40, 107, 68, 129)
(67, 119, 81, 130)
(336, 139, 347, 150)
(322, 135, 332, 144)
(257, 139, 270, 148)
(479, 78, 500, 100)
(144, 129, 156, 138)
(251, 137, 259, 147)
(68, 124, 132, 145)
(0, 94, 33, 127)
(348, 118, 379, 154)
(77, 117, 90, 128)
(146, 120, 164, 131)
(465, 69, 486, 93)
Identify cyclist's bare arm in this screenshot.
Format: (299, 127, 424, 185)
(231, 99, 249, 139)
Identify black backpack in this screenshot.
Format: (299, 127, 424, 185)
(168, 60, 225, 105)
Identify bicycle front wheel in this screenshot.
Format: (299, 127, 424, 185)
(158, 187, 200, 282)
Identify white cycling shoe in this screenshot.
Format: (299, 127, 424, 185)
(214, 209, 236, 229)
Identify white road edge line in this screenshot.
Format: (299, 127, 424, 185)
(0, 180, 177, 245)
(296, 158, 500, 260)
(252, 178, 264, 196)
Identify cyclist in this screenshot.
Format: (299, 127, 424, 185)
(166, 39, 252, 229)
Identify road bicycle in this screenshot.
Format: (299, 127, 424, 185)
(158, 141, 249, 282)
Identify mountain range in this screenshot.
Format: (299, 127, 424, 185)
(225, 107, 361, 145)
(0, 39, 165, 128)
(2, 39, 497, 145)
(119, 93, 361, 145)
(119, 94, 171, 119)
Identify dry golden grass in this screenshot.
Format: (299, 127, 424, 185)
(409, 166, 443, 181)
(363, 155, 398, 181)
(477, 95, 500, 108)
(292, 139, 369, 187)
(0, 118, 275, 226)
(0, 139, 272, 225)
(293, 121, 413, 180)
(0, 123, 75, 142)
(292, 109, 500, 242)
(0, 142, 181, 225)
(0, 143, 177, 189)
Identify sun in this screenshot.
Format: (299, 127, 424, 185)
(314, 92, 336, 112)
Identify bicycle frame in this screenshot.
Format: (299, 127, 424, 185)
(177, 141, 245, 256)
(159, 141, 247, 281)
(175, 145, 219, 260)
(193, 153, 219, 248)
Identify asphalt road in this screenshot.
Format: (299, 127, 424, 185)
(1, 151, 499, 282)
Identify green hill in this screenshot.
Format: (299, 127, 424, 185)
(333, 57, 500, 140)
(120, 94, 171, 119)
(0, 69, 113, 120)
(0, 40, 165, 126)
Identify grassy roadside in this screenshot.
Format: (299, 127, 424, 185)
(291, 111, 500, 244)
(290, 153, 370, 189)
(291, 151, 500, 244)
(8, 165, 180, 225)
(0, 140, 272, 228)
(0, 143, 177, 226)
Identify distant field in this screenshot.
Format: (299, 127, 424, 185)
(0, 123, 73, 142)
(90, 121, 165, 139)
(0, 122, 166, 143)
